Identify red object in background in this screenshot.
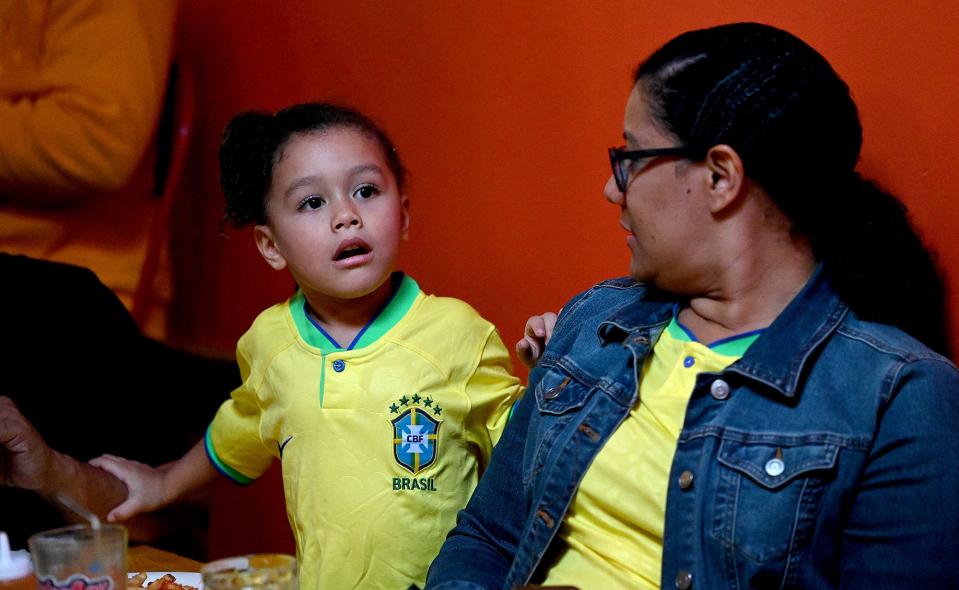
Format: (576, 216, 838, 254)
(171, 0, 959, 559)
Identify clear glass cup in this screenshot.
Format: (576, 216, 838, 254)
(201, 554, 296, 590)
(28, 524, 126, 590)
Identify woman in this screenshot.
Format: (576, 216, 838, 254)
(425, 22, 959, 589)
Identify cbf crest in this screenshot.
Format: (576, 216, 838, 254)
(390, 394, 442, 474)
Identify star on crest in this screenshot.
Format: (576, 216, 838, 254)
(399, 395, 410, 406)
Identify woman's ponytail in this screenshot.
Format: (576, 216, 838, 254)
(636, 23, 949, 354)
(811, 175, 948, 354)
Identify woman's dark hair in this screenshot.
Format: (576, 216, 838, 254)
(219, 102, 406, 228)
(635, 22, 948, 354)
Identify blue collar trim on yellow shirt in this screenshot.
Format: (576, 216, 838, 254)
(667, 305, 764, 357)
(290, 273, 420, 353)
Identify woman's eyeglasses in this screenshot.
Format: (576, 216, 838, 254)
(608, 146, 699, 193)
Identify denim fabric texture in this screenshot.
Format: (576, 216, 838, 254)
(425, 268, 959, 589)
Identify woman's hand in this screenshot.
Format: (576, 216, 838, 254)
(515, 312, 558, 368)
(89, 454, 170, 522)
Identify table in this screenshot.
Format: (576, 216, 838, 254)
(128, 545, 203, 573)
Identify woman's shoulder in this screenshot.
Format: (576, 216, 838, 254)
(557, 277, 670, 324)
(834, 310, 956, 370)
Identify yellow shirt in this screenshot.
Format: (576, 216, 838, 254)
(543, 315, 759, 589)
(207, 275, 523, 589)
(0, 0, 175, 338)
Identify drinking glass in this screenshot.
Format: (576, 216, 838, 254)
(201, 554, 296, 590)
(29, 524, 126, 590)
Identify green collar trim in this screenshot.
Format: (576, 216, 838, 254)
(290, 273, 420, 354)
(666, 313, 762, 357)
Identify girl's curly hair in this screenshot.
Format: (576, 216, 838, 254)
(218, 102, 406, 228)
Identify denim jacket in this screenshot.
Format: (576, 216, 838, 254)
(425, 269, 959, 589)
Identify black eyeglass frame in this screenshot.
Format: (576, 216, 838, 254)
(608, 145, 701, 193)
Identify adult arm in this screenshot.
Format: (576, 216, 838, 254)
(0, 0, 175, 202)
(840, 357, 959, 588)
(0, 396, 128, 520)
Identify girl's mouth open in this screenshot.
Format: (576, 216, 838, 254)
(333, 238, 373, 267)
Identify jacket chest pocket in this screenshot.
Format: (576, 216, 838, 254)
(711, 438, 839, 566)
(523, 367, 597, 485)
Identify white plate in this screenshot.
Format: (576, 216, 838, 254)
(129, 571, 203, 589)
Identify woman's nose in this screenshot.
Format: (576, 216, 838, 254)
(603, 174, 624, 205)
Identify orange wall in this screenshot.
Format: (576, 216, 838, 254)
(169, 1, 959, 557)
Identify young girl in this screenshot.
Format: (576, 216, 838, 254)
(92, 103, 523, 589)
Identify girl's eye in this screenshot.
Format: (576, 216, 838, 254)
(299, 195, 326, 210)
(355, 184, 378, 200)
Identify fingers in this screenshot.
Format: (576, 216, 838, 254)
(515, 337, 540, 369)
(516, 311, 560, 369)
(90, 455, 152, 520)
(106, 499, 137, 522)
(0, 396, 27, 447)
(524, 316, 547, 340)
(89, 455, 138, 481)
(540, 312, 558, 342)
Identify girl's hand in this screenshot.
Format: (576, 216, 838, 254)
(515, 312, 558, 368)
(89, 454, 170, 522)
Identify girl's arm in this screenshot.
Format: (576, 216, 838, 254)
(90, 439, 217, 522)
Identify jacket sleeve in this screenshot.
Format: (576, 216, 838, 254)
(840, 356, 959, 588)
(426, 365, 539, 589)
(0, 0, 175, 201)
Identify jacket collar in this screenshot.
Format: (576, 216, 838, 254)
(597, 265, 848, 400)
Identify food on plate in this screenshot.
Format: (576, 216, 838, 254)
(127, 572, 198, 590)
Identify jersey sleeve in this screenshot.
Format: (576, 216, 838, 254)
(463, 326, 525, 469)
(205, 336, 274, 485)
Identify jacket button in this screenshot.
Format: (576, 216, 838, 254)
(544, 376, 570, 399)
(675, 570, 692, 589)
(710, 379, 730, 400)
(536, 509, 555, 528)
(678, 470, 694, 490)
(765, 457, 785, 476)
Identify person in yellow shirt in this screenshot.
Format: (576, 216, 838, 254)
(0, 0, 177, 337)
(0, 0, 240, 558)
(92, 102, 523, 589)
(429, 21, 956, 590)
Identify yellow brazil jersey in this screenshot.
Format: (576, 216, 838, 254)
(542, 312, 760, 589)
(205, 274, 523, 589)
